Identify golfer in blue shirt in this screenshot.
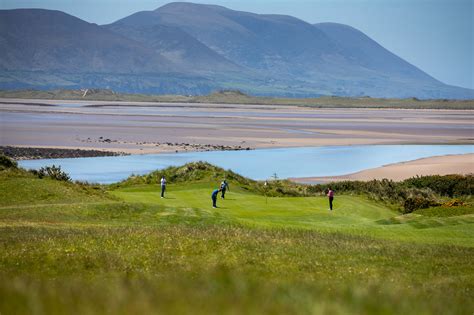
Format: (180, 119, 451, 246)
(211, 188, 222, 208)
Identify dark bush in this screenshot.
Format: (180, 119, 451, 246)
(0, 154, 18, 169)
(307, 179, 439, 212)
(403, 174, 473, 197)
(403, 197, 439, 214)
(37, 165, 71, 181)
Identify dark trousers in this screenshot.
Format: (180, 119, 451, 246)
(329, 197, 334, 210)
(161, 185, 166, 197)
(212, 196, 217, 207)
(221, 188, 226, 199)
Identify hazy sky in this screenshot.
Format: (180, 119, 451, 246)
(2, 0, 472, 89)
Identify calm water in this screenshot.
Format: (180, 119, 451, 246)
(19, 145, 473, 184)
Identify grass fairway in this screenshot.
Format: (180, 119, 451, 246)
(1, 168, 473, 314)
(112, 183, 474, 247)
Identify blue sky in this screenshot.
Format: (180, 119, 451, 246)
(2, 0, 472, 89)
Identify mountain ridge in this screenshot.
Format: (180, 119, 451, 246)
(0, 3, 472, 99)
(104, 19, 241, 73)
(0, 9, 174, 73)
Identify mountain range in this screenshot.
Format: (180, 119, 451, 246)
(1, 2, 472, 99)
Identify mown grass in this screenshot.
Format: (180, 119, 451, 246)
(0, 166, 473, 314)
(110, 182, 474, 247)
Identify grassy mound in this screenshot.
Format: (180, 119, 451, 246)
(0, 159, 110, 208)
(113, 161, 308, 197)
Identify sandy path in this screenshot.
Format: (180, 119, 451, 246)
(290, 154, 474, 183)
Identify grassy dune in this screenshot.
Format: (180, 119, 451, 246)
(1, 89, 473, 109)
(0, 166, 473, 314)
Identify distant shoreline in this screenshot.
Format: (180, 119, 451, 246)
(0, 146, 127, 160)
(1, 89, 473, 109)
(0, 144, 252, 160)
(290, 153, 474, 183)
(5, 144, 472, 160)
(8, 146, 473, 183)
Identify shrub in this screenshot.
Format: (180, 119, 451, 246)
(0, 155, 17, 169)
(442, 199, 465, 207)
(404, 175, 473, 197)
(403, 196, 439, 214)
(37, 165, 71, 181)
(307, 179, 439, 212)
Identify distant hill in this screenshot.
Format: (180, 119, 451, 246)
(0, 3, 473, 99)
(104, 21, 240, 73)
(314, 22, 437, 83)
(134, 3, 339, 74)
(0, 8, 223, 94)
(0, 9, 172, 73)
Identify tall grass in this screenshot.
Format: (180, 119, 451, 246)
(1, 222, 473, 314)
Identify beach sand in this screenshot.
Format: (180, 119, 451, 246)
(290, 154, 474, 183)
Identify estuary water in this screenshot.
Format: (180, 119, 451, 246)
(19, 145, 474, 184)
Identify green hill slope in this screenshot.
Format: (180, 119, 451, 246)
(111, 179, 474, 247)
(0, 159, 473, 314)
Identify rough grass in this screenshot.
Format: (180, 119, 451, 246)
(2, 224, 473, 315)
(415, 204, 474, 217)
(0, 167, 473, 314)
(0, 168, 110, 207)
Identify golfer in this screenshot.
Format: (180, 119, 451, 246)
(327, 187, 334, 211)
(160, 176, 166, 198)
(220, 179, 229, 199)
(211, 188, 222, 208)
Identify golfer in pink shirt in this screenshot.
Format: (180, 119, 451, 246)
(327, 187, 335, 211)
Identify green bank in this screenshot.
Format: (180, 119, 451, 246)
(0, 159, 473, 314)
(1, 89, 473, 109)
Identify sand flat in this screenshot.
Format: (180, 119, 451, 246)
(290, 154, 474, 183)
(1, 98, 473, 154)
(3, 98, 473, 179)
